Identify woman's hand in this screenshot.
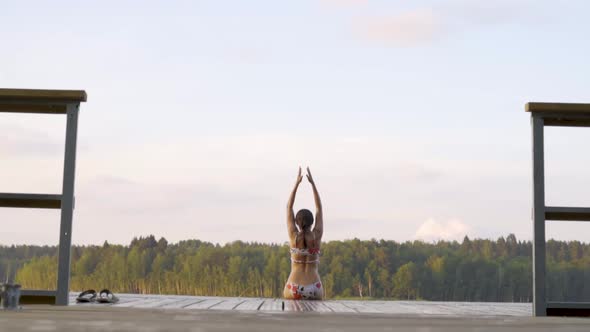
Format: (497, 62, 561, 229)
(306, 167, 315, 185)
(296, 167, 303, 185)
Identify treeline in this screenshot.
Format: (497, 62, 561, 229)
(2, 235, 590, 302)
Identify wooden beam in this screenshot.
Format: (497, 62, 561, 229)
(526, 103, 590, 127)
(20, 290, 58, 297)
(526, 102, 590, 114)
(0, 193, 62, 209)
(547, 302, 590, 309)
(20, 290, 57, 305)
(0, 103, 67, 114)
(545, 206, 590, 221)
(543, 118, 590, 127)
(0, 89, 87, 102)
(547, 302, 590, 317)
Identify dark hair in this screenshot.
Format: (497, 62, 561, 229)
(295, 209, 314, 231)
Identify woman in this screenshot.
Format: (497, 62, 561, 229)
(283, 167, 324, 300)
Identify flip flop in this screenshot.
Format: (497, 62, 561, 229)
(76, 289, 97, 303)
(97, 289, 119, 304)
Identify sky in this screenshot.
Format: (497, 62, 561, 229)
(1, 0, 590, 246)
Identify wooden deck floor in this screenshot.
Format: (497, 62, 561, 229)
(8, 295, 588, 332)
(5, 304, 588, 332)
(67, 293, 532, 317)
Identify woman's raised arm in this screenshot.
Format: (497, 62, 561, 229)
(306, 167, 323, 238)
(287, 167, 303, 238)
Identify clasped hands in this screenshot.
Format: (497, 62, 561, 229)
(295, 167, 315, 186)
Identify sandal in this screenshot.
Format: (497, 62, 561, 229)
(76, 289, 97, 303)
(97, 289, 119, 304)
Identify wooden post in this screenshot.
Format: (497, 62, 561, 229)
(56, 103, 80, 305)
(531, 115, 546, 316)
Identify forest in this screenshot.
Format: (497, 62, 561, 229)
(2, 234, 589, 302)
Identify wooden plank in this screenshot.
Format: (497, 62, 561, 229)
(338, 301, 383, 313)
(424, 303, 470, 316)
(371, 301, 429, 315)
(184, 298, 225, 310)
(322, 301, 357, 313)
(258, 299, 284, 312)
(451, 302, 530, 316)
(208, 298, 246, 310)
(297, 301, 332, 312)
(112, 298, 163, 308)
(132, 298, 185, 308)
(545, 206, 590, 221)
(377, 299, 524, 315)
(372, 301, 427, 315)
(502, 303, 532, 315)
(0, 89, 87, 102)
(233, 298, 266, 311)
(0, 103, 67, 114)
(159, 298, 207, 309)
(282, 300, 302, 312)
(109, 295, 165, 307)
(111, 295, 145, 304)
(0, 193, 62, 209)
(526, 102, 590, 114)
(440, 302, 498, 316)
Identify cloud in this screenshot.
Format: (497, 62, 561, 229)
(352, 1, 543, 47)
(354, 9, 442, 46)
(414, 218, 472, 242)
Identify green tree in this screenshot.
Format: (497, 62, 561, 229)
(392, 262, 418, 300)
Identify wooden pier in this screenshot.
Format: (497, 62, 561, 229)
(64, 293, 532, 316)
(2, 294, 588, 332)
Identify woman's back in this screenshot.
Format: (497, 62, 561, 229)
(290, 229, 320, 274)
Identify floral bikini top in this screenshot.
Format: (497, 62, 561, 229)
(290, 247, 321, 264)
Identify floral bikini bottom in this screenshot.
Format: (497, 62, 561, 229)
(286, 281, 322, 300)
